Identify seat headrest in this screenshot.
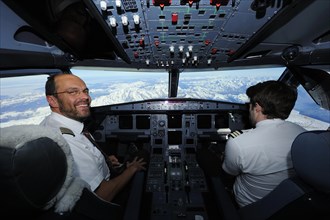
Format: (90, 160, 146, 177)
(291, 130, 330, 193)
(0, 136, 67, 213)
(0, 125, 89, 215)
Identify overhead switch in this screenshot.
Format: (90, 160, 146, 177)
(170, 45, 175, 53)
(188, 45, 193, 52)
(179, 46, 184, 53)
(121, 15, 128, 26)
(116, 0, 122, 8)
(133, 14, 140, 25)
(100, 0, 108, 11)
(109, 17, 117, 27)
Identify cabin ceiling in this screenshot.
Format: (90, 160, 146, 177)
(1, 0, 330, 71)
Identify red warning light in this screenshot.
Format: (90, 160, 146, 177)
(172, 13, 178, 24)
(226, 49, 236, 56)
(210, 0, 229, 8)
(139, 38, 145, 47)
(204, 40, 211, 46)
(211, 48, 218, 54)
(153, 0, 172, 9)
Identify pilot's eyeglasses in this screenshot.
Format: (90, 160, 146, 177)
(53, 88, 90, 96)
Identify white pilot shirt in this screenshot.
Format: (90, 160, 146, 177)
(40, 112, 110, 191)
(222, 119, 306, 207)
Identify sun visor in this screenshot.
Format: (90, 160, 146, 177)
(290, 66, 330, 111)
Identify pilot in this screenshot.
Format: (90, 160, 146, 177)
(40, 72, 147, 209)
(197, 80, 306, 207)
(222, 80, 306, 207)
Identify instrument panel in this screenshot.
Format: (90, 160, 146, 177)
(91, 99, 249, 219)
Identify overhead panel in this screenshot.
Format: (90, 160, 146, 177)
(93, 0, 284, 69)
(104, 0, 283, 68)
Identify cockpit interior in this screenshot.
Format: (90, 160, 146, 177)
(1, 0, 330, 220)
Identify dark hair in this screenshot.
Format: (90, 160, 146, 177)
(246, 80, 297, 119)
(45, 72, 71, 96)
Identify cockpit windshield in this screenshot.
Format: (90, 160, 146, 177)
(0, 67, 329, 129)
(71, 67, 284, 105)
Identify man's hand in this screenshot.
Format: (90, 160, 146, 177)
(126, 157, 147, 172)
(108, 155, 121, 166)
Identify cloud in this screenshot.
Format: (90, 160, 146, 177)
(0, 107, 50, 128)
(288, 110, 329, 130)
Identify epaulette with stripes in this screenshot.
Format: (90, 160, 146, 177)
(228, 130, 243, 139)
(60, 127, 75, 137)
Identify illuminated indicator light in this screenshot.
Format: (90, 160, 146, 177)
(121, 15, 128, 26)
(115, 0, 122, 7)
(146, 59, 150, 65)
(210, 0, 225, 9)
(182, 58, 186, 64)
(227, 49, 235, 55)
(134, 52, 139, 58)
(139, 38, 145, 47)
(193, 55, 197, 61)
(153, 0, 172, 9)
(207, 59, 212, 64)
(204, 40, 211, 46)
(155, 40, 160, 47)
(211, 48, 218, 54)
(109, 17, 117, 27)
(100, 0, 107, 11)
(186, 51, 190, 58)
(189, 0, 193, 6)
(133, 14, 140, 25)
(172, 13, 178, 24)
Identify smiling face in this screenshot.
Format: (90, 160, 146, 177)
(47, 74, 91, 122)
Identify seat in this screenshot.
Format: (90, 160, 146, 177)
(211, 130, 330, 220)
(0, 124, 124, 220)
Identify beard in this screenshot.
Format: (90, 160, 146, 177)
(58, 99, 91, 122)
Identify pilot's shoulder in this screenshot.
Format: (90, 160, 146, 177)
(59, 127, 75, 137)
(227, 129, 250, 139)
(228, 130, 243, 139)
